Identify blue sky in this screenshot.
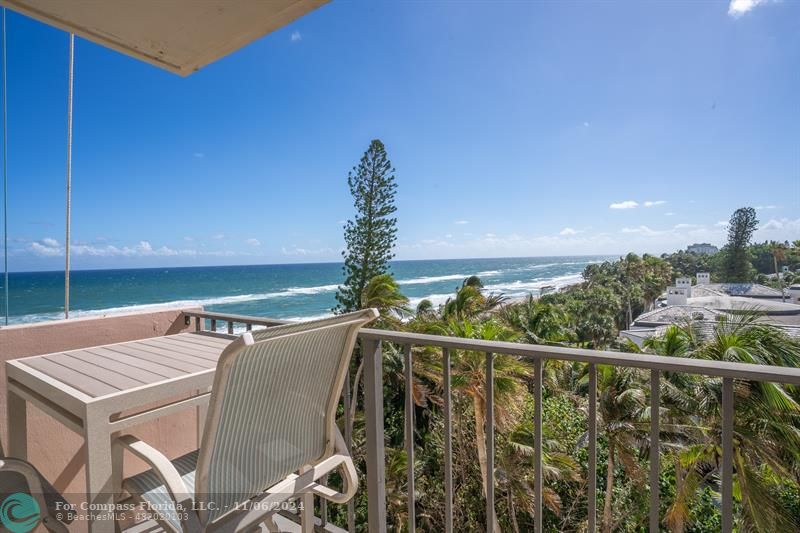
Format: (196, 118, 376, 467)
(2, 0, 798, 271)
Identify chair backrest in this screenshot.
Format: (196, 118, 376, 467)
(193, 309, 378, 524)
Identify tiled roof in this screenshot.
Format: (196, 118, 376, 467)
(653, 321, 800, 340)
(634, 305, 722, 326)
(702, 283, 783, 298)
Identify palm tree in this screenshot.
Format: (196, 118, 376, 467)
(348, 274, 411, 439)
(498, 418, 580, 532)
(663, 314, 800, 531)
(590, 365, 649, 533)
(361, 273, 410, 326)
(498, 294, 570, 345)
(425, 319, 529, 531)
(442, 276, 505, 321)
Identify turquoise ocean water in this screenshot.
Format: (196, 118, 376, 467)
(1, 256, 613, 325)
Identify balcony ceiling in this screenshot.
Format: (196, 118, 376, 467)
(0, 0, 327, 76)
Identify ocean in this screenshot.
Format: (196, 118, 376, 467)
(1, 256, 613, 325)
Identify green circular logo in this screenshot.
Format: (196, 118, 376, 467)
(0, 493, 40, 533)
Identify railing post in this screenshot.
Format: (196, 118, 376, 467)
(534, 357, 543, 532)
(344, 369, 354, 532)
(588, 364, 597, 533)
(227, 321, 234, 335)
(363, 338, 387, 533)
(443, 348, 454, 533)
(485, 352, 495, 533)
(650, 369, 660, 532)
(404, 344, 416, 533)
(721, 378, 733, 533)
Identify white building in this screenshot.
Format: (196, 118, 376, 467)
(675, 277, 692, 298)
(687, 243, 718, 255)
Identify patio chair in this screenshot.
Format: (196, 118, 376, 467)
(114, 309, 378, 533)
(0, 444, 75, 533)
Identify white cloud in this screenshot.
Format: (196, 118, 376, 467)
(193, 152, 204, 159)
(245, 238, 261, 247)
(621, 225, 661, 236)
(485, 233, 496, 238)
(30, 240, 61, 256)
(728, 0, 774, 17)
(759, 218, 799, 232)
(755, 205, 778, 210)
(644, 200, 666, 207)
(454, 220, 469, 225)
(211, 233, 225, 240)
(559, 227, 578, 236)
(291, 30, 302, 42)
(281, 245, 335, 256)
(444, 234, 453, 239)
(183, 236, 194, 242)
(715, 221, 728, 228)
(610, 200, 638, 209)
(583, 121, 590, 127)
(665, 212, 675, 216)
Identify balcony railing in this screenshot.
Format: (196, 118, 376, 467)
(183, 310, 800, 533)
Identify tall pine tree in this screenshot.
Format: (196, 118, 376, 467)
(722, 207, 759, 282)
(335, 140, 398, 312)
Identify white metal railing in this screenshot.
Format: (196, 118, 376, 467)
(183, 310, 800, 533)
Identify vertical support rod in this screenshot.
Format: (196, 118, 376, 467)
(403, 343, 415, 533)
(343, 368, 354, 532)
(588, 364, 597, 533)
(485, 352, 495, 533)
(442, 347, 453, 533)
(721, 378, 734, 533)
(64, 33, 74, 319)
(650, 369, 660, 532)
(227, 321, 234, 335)
(210, 318, 216, 332)
(363, 338, 387, 533)
(534, 358, 543, 532)
(2, 8, 8, 327)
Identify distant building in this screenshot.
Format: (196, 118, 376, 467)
(621, 273, 800, 346)
(687, 243, 718, 255)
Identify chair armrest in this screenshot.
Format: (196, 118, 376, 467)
(306, 428, 358, 504)
(113, 435, 201, 533)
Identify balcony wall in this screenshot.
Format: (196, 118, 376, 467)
(0, 308, 202, 516)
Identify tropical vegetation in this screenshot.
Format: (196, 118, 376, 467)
(329, 254, 800, 531)
(331, 156, 800, 531)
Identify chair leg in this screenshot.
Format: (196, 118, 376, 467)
(299, 466, 314, 533)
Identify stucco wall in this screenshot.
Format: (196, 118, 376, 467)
(0, 308, 204, 529)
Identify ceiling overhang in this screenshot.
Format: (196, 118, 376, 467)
(0, 0, 327, 76)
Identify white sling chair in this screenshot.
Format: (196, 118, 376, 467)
(114, 309, 378, 532)
(0, 450, 74, 533)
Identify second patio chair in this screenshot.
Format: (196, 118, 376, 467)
(114, 308, 378, 532)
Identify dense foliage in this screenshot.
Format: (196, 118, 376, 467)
(335, 139, 399, 313)
(662, 239, 800, 285)
(721, 207, 759, 282)
(330, 254, 800, 532)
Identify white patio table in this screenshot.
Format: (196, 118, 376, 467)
(6, 331, 234, 533)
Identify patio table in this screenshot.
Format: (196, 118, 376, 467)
(5, 331, 234, 533)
